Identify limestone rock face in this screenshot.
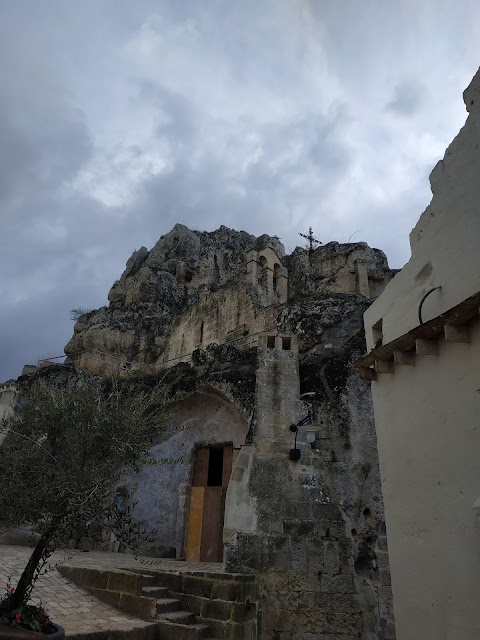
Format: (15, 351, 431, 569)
(65, 225, 283, 366)
(65, 225, 395, 371)
(287, 241, 395, 300)
(108, 223, 267, 310)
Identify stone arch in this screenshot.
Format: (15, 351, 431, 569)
(130, 390, 250, 557)
(273, 262, 281, 292)
(258, 254, 268, 290)
(246, 246, 288, 304)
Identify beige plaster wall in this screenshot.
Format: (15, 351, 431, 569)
(371, 320, 480, 640)
(365, 68, 480, 350)
(364, 68, 480, 640)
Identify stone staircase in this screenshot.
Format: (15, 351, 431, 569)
(58, 564, 257, 640)
(141, 585, 215, 639)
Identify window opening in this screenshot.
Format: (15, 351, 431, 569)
(282, 337, 291, 350)
(207, 447, 224, 486)
(267, 335, 276, 349)
(258, 255, 268, 289)
(199, 321, 204, 343)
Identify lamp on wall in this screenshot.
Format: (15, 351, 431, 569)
(289, 392, 319, 461)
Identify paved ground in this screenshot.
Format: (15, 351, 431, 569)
(0, 545, 222, 636)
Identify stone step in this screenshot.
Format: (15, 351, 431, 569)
(141, 585, 169, 598)
(156, 597, 181, 614)
(159, 610, 196, 624)
(156, 619, 211, 640)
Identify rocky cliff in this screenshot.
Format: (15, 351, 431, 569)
(65, 224, 395, 370)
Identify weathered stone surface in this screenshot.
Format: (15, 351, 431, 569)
(51, 224, 398, 639)
(287, 241, 396, 299)
(65, 226, 395, 373)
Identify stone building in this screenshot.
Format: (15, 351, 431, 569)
(359, 69, 480, 640)
(60, 225, 397, 639)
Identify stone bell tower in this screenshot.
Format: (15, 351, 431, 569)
(246, 247, 288, 305)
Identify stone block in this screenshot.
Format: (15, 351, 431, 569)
(261, 608, 296, 632)
(380, 568, 391, 585)
(323, 541, 340, 575)
(201, 597, 232, 621)
(211, 580, 242, 602)
(320, 591, 360, 613)
(319, 574, 355, 594)
(155, 572, 182, 592)
(282, 519, 315, 536)
(281, 498, 313, 520)
(285, 571, 322, 594)
(290, 543, 309, 572)
(173, 592, 204, 615)
(230, 600, 256, 623)
(326, 612, 362, 635)
(119, 592, 157, 620)
(199, 617, 229, 639)
(230, 620, 257, 640)
(182, 575, 213, 598)
(294, 609, 330, 634)
(106, 571, 139, 594)
(88, 587, 121, 609)
(57, 565, 109, 590)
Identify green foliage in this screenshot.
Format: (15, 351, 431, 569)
(0, 373, 170, 613)
(69, 307, 94, 321)
(0, 579, 51, 633)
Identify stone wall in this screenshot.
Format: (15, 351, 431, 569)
(131, 388, 250, 555)
(287, 242, 395, 301)
(224, 327, 395, 639)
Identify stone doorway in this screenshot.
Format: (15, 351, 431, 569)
(185, 444, 233, 562)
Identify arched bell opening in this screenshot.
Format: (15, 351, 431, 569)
(258, 255, 268, 291)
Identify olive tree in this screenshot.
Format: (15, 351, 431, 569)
(0, 372, 169, 613)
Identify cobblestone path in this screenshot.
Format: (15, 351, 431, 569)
(0, 545, 222, 636)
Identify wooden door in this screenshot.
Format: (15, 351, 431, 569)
(186, 444, 233, 562)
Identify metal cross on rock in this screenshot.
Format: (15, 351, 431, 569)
(299, 227, 322, 251)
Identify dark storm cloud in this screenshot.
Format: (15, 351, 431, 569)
(1, 0, 479, 381)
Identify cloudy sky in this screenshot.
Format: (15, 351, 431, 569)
(1, 0, 479, 381)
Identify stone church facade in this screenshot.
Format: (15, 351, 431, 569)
(59, 226, 396, 639)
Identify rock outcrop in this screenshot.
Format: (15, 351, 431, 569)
(65, 225, 395, 371)
(59, 223, 398, 639)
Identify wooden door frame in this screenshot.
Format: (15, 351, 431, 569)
(184, 443, 234, 561)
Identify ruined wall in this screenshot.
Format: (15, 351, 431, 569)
(288, 242, 395, 301)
